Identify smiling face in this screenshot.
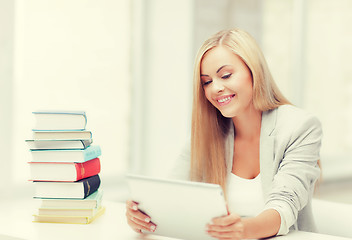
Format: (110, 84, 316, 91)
(200, 46, 254, 118)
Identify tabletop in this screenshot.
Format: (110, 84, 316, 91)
(0, 199, 350, 240)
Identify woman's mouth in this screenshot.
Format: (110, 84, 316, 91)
(216, 94, 235, 106)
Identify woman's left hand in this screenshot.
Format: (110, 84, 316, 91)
(206, 213, 245, 240)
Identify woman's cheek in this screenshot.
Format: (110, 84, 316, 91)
(204, 90, 213, 105)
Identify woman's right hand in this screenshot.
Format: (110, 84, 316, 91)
(125, 200, 157, 233)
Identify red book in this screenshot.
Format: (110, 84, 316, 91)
(29, 158, 101, 182)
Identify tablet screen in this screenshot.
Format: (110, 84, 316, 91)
(126, 174, 228, 240)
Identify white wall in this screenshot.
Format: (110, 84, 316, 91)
(0, 0, 14, 197)
(12, 0, 131, 189)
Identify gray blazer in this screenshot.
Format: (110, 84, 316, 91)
(171, 105, 322, 235)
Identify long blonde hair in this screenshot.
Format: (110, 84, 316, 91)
(191, 29, 290, 192)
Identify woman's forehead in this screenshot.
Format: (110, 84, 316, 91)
(200, 46, 243, 73)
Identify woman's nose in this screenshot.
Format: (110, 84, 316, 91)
(212, 79, 225, 93)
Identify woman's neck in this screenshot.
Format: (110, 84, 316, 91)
(232, 106, 262, 140)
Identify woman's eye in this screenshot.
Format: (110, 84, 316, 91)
(222, 73, 232, 79)
(203, 80, 212, 86)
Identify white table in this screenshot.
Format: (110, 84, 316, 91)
(0, 199, 350, 240)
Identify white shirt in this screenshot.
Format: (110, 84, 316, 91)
(227, 173, 265, 217)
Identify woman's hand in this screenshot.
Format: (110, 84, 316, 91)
(206, 213, 245, 240)
(125, 200, 157, 233)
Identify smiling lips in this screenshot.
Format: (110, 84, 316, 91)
(216, 94, 235, 106)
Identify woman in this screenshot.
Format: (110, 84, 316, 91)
(126, 29, 322, 240)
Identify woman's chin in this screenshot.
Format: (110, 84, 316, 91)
(219, 110, 236, 118)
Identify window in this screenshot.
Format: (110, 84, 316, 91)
(262, 0, 352, 180)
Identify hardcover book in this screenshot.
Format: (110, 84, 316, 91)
(32, 130, 92, 140)
(33, 206, 105, 224)
(26, 139, 92, 150)
(32, 111, 87, 131)
(38, 206, 103, 217)
(29, 158, 101, 182)
(37, 190, 103, 209)
(33, 175, 101, 199)
(30, 145, 101, 163)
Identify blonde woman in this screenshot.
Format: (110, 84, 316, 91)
(126, 29, 322, 240)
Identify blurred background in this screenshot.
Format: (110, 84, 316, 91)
(1, 0, 351, 203)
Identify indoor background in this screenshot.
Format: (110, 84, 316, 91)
(1, 0, 351, 204)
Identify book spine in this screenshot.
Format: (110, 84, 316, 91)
(83, 112, 87, 130)
(81, 140, 88, 148)
(82, 175, 101, 198)
(83, 145, 101, 161)
(74, 158, 101, 181)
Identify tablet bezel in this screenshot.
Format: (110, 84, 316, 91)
(126, 174, 228, 240)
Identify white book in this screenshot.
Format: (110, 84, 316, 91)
(38, 206, 103, 217)
(33, 206, 105, 224)
(26, 139, 92, 150)
(32, 111, 87, 131)
(32, 130, 92, 140)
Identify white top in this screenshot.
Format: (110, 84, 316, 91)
(227, 173, 265, 217)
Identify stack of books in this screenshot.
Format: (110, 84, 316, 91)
(26, 111, 105, 224)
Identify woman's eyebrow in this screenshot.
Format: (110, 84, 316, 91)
(201, 65, 230, 77)
(216, 65, 229, 73)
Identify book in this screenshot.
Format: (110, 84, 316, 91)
(37, 190, 103, 209)
(26, 139, 92, 150)
(38, 206, 103, 217)
(33, 175, 101, 199)
(32, 111, 87, 131)
(30, 145, 101, 163)
(33, 206, 106, 224)
(29, 158, 101, 182)
(32, 130, 92, 140)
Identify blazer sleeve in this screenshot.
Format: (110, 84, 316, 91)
(264, 114, 322, 235)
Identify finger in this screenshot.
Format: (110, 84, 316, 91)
(129, 218, 156, 232)
(206, 223, 231, 233)
(207, 230, 242, 240)
(126, 210, 157, 232)
(207, 221, 244, 233)
(126, 200, 139, 211)
(132, 228, 141, 234)
(126, 209, 152, 224)
(126, 206, 151, 223)
(207, 222, 244, 240)
(127, 213, 157, 232)
(212, 213, 241, 226)
(128, 219, 156, 233)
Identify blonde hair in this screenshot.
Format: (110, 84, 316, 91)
(191, 29, 290, 192)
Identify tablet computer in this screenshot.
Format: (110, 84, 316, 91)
(126, 174, 228, 240)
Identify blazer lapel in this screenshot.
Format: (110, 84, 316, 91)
(260, 108, 277, 198)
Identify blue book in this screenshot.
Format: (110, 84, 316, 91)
(30, 145, 101, 163)
(38, 190, 104, 209)
(32, 111, 87, 131)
